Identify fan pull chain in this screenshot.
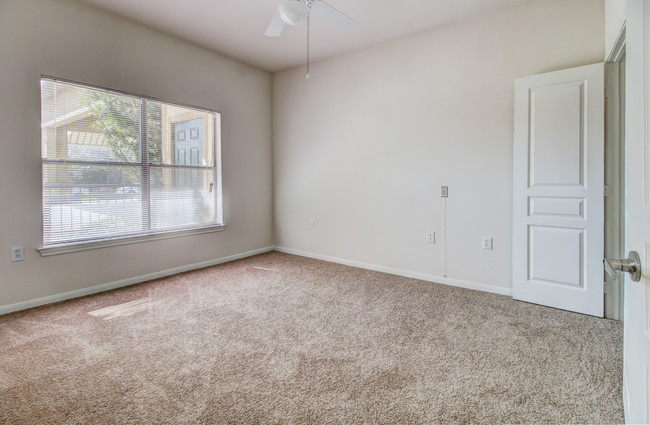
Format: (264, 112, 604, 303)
(306, 9, 310, 79)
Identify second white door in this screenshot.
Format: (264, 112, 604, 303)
(512, 63, 605, 317)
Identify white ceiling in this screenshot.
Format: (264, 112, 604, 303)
(78, 0, 533, 72)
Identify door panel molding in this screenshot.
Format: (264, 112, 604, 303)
(528, 80, 586, 188)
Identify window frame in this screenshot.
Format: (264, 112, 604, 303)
(38, 75, 224, 256)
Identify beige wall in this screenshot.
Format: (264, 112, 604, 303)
(273, 0, 604, 291)
(605, 0, 626, 58)
(0, 0, 273, 308)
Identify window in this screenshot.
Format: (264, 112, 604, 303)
(39, 76, 223, 252)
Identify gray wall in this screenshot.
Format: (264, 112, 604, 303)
(605, 0, 625, 57)
(0, 0, 273, 308)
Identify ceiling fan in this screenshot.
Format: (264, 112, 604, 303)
(265, 0, 357, 78)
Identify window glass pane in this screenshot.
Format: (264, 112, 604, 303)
(43, 163, 143, 244)
(146, 101, 163, 164)
(41, 80, 141, 163)
(148, 102, 215, 167)
(41, 77, 222, 248)
(150, 167, 216, 230)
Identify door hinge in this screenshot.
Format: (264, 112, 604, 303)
(603, 185, 611, 197)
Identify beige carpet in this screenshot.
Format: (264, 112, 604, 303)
(0, 252, 623, 424)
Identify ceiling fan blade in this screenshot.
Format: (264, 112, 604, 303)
(265, 8, 286, 37)
(310, 0, 357, 31)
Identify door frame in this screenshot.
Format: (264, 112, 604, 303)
(604, 28, 626, 320)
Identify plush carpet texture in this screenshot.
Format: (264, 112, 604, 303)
(0, 252, 623, 424)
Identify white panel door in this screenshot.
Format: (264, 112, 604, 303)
(623, 1, 650, 421)
(513, 63, 604, 316)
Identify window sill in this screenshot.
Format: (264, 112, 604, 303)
(37, 224, 226, 257)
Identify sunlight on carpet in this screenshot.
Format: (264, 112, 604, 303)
(88, 297, 164, 320)
(252, 266, 280, 272)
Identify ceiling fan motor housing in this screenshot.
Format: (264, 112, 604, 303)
(279, 1, 308, 26)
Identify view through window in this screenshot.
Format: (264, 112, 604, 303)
(40, 77, 222, 246)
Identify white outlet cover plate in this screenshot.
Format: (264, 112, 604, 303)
(482, 237, 493, 250)
(11, 246, 25, 262)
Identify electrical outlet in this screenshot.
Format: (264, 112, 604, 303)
(425, 232, 435, 244)
(309, 218, 315, 229)
(482, 237, 493, 250)
(11, 246, 24, 262)
(441, 186, 448, 197)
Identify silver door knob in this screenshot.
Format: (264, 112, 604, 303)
(604, 251, 642, 282)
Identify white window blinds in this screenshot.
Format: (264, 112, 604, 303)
(40, 77, 222, 246)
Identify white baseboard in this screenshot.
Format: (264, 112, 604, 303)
(274, 246, 513, 297)
(1, 245, 511, 316)
(0, 246, 274, 316)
